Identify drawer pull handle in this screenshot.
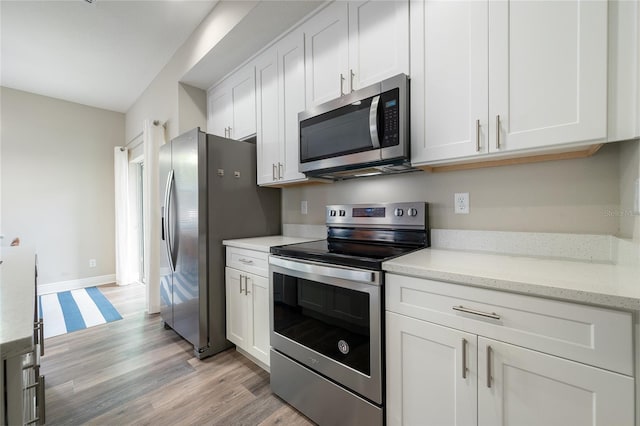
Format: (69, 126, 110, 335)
(461, 338, 468, 379)
(452, 305, 501, 320)
(238, 258, 254, 265)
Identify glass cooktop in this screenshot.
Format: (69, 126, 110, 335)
(270, 239, 424, 271)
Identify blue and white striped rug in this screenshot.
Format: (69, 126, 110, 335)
(39, 287, 123, 338)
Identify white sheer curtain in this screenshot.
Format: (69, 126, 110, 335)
(114, 147, 132, 286)
(143, 120, 165, 314)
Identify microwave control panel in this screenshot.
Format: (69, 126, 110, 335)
(381, 88, 400, 147)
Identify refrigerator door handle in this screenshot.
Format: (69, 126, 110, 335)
(164, 169, 176, 272)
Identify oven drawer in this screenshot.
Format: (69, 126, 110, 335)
(226, 247, 268, 277)
(385, 274, 633, 376)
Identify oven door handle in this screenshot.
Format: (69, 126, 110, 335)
(269, 256, 380, 285)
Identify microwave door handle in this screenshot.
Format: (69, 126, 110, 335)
(369, 95, 381, 149)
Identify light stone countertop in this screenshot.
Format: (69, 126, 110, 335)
(383, 248, 640, 311)
(222, 235, 323, 253)
(0, 246, 36, 358)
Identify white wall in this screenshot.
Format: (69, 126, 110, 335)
(1, 87, 125, 285)
(125, 1, 258, 142)
(283, 140, 638, 238)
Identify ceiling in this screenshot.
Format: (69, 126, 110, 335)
(0, 0, 219, 113)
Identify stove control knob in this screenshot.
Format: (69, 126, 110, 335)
(394, 208, 404, 217)
(339, 210, 346, 217)
(407, 208, 418, 217)
(330, 210, 337, 217)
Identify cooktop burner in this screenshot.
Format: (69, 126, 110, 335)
(270, 239, 423, 270)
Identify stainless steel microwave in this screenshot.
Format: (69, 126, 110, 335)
(298, 74, 411, 180)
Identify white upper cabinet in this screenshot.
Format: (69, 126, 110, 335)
(412, 0, 608, 165)
(230, 65, 257, 140)
(304, 0, 409, 107)
(348, 0, 409, 91)
(489, 0, 607, 153)
(207, 63, 256, 140)
(255, 47, 281, 185)
(207, 85, 232, 138)
(277, 29, 307, 183)
(256, 30, 308, 186)
(410, 0, 488, 163)
(304, 1, 350, 107)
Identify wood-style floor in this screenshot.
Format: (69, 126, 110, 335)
(40, 283, 314, 425)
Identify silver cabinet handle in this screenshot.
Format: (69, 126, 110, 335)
(340, 73, 345, 96)
(278, 162, 283, 180)
(35, 319, 44, 356)
(350, 69, 355, 92)
(244, 276, 251, 295)
(39, 374, 46, 425)
(475, 119, 481, 152)
(461, 338, 468, 379)
(272, 163, 277, 180)
(239, 274, 244, 294)
(452, 305, 501, 320)
(486, 345, 492, 388)
(495, 115, 501, 149)
(239, 258, 254, 265)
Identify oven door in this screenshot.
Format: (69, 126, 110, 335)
(269, 256, 383, 404)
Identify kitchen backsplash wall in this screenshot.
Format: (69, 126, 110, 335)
(619, 138, 640, 242)
(283, 139, 639, 239)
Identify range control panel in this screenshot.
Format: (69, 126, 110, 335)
(326, 202, 428, 230)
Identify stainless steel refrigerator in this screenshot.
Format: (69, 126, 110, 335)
(159, 128, 281, 359)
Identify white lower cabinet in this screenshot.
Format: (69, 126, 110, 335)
(386, 312, 477, 426)
(385, 274, 635, 426)
(225, 267, 270, 367)
(225, 246, 270, 368)
(478, 338, 634, 426)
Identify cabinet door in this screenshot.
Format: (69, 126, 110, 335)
(277, 29, 307, 184)
(386, 312, 477, 426)
(488, 0, 607, 152)
(255, 48, 281, 185)
(230, 65, 257, 140)
(207, 84, 232, 137)
(478, 338, 634, 426)
(410, 0, 489, 164)
(247, 273, 270, 366)
(348, 0, 409, 91)
(225, 267, 247, 347)
(304, 1, 349, 107)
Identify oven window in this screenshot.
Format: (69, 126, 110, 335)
(272, 272, 371, 375)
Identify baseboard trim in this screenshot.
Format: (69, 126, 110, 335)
(38, 274, 116, 295)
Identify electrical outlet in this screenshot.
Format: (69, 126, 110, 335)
(454, 192, 470, 214)
(89, 259, 97, 268)
(301, 200, 308, 215)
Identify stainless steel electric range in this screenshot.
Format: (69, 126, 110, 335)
(269, 202, 429, 425)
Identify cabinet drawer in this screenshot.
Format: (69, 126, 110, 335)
(386, 274, 633, 376)
(226, 247, 269, 277)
